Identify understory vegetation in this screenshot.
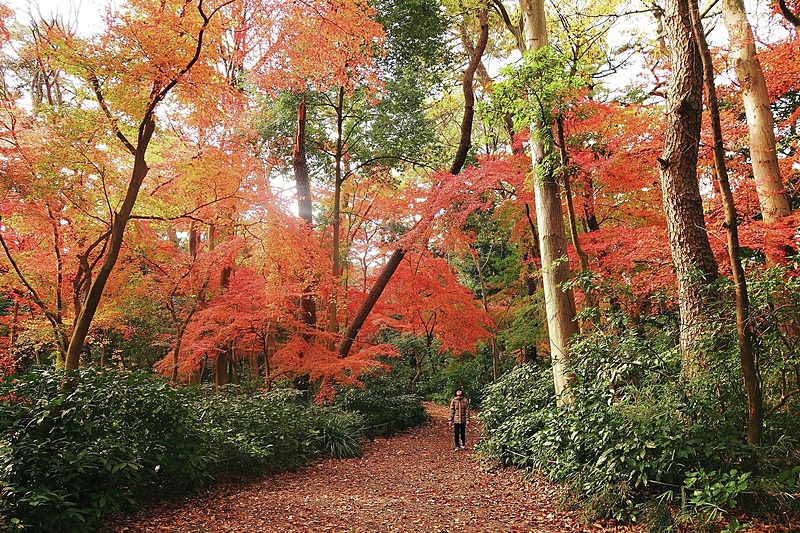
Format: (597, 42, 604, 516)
(479, 267, 800, 532)
(0, 367, 427, 532)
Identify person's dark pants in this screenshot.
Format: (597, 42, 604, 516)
(453, 423, 466, 448)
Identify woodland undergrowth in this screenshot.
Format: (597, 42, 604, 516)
(479, 266, 800, 532)
(0, 368, 427, 532)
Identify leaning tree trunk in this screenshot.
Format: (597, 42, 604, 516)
(338, 247, 406, 358)
(339, 7, 490, 359)
(721, 0, 791, 223)
(689, 0, 762, 443)
(659, 0, 719, 378)
(520, 0, 579, 405)
(64, 4, 218, 376)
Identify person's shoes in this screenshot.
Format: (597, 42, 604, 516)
(454, 447, 460, 451)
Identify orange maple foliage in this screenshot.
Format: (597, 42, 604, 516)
(354, 251, 494, 357)
(241, 0, 384, 94)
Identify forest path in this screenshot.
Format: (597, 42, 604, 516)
(106, 403, 640, 533)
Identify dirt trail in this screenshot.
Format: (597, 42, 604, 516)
(106, 403, 639, 532)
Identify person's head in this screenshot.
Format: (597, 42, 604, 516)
(455, 388, 464, 398)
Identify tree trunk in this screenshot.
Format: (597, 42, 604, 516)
(777, 0, 800, 34)
(215, 349, 230, 388)
(170, 310, 196, 383)
(328, 87, 346, 349)
(410, 347, 423, 393)
(338, 247, 406, 358)
(293, 95, 318, 332)
(557, 116, 589, 273)
(520, 0, 579, 405)
(472, 250, 500, 380)
(581, 174, 600, 232)
(689, 0, 762, 443)
(189, 220, 198, 258)
(721, 0, 791, 223)
(450, 7, 489, 175)
(659, 0, 719, 378)
(249, 348, 260, 381)
(64, 116, 156, 373)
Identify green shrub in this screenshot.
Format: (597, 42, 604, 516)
(0, 368, 216, 532)
(477, 307, 800, 524)
(335, 365, 428, 439)
(306, 407, 364, 458)
(0, 370, 373, 532)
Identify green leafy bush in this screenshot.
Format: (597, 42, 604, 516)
(194, 390, 365, 471)
(335, 364, 428, 439)
(0, 370, 373, 532)
(0, 368, 216, 532)
(478, 303, 800, 525)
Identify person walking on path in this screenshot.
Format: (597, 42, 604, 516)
(449, 388, 470, 451)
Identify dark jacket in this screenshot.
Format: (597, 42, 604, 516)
(449, 396, 470, 424)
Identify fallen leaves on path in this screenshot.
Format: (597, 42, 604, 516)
(105, 403, 640, 532)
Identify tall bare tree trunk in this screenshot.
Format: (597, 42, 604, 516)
(659, 0, 719, 378)
(293, 95, 316, 389)
(327, 87, 346, 350)
(721, 0, 791, 223)
(293, 95, 317, 330)
(689, 0, 762, 443)
(520, 0, 579, 405)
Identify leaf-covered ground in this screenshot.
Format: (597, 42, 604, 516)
(106, 403, 643, 532)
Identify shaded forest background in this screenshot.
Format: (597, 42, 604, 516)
(0, 0, 799, 530)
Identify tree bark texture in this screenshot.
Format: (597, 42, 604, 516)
(689, 0, 762, 443)
(520, 0, 579, 405)
(659, 0, 719, 378)
(721, 0, 791, 223)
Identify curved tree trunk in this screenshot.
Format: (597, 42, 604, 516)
(65, 116, 156, 372)
(450, 7, 489, 175)
(338, 7, 490, 359)
(64, 2, 219, 377)
(777, 0, 800, 34)
(659, 0, 719, 378)
(721, 0, 791, 223)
